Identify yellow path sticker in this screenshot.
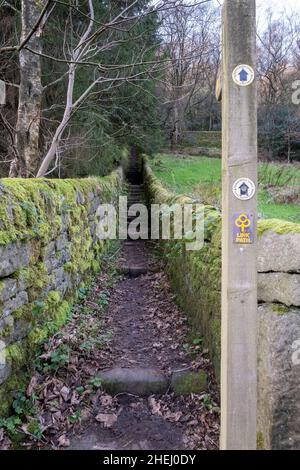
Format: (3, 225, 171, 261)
(233, 213, 254, 244)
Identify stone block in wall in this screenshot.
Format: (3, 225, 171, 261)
(1, 291, 29, 318)
(44, 256, 60, 273)
(0, 314, 13, 332)
(56, 233, 69, 251)
(0, 340, 11, 386)
(0, 242, 31, 277)
(88, 197, 101, 216)
(76, 191, 85, 205)
(57, 248, 71, 266)
(44, 248, 71, 273)
(13, 318, 32, 343)
(0, 315, 31, 345)
(258, 232, 300, 273)
(61, 212, 70, 228)
(89, 222, 97, 239)
(258, 303, 300, 449)
(50, 267, 71, 296)
(42, 241, 56, 260)
(258, 273, 300, 307)
(0, 279, 18, 303)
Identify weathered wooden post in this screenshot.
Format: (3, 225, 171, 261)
(220, 0, 258, 450)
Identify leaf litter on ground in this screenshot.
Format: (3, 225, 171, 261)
(0, 244, 219, 450)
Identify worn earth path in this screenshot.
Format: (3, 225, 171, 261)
(67, 239, 219, 450)
(66, 155, 219, 450)
(0, 154, 219, 450)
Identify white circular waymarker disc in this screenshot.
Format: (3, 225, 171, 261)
(232, 64, 255, 87)
(232, 178, 256, 201)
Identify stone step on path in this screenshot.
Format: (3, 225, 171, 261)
(127, 196, 146, 200)
(119, 182, 150, 277)
(129, 185, 144, 191)
(127, 201, 147, 207)
(97, 367, 208, 396)
(99, 368, 168, 395)
(118, 237, 150, 277)
(126, 169, 142, 185)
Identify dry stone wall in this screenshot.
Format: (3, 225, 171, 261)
(144, 162, 300, 450)
(0, 169, 123, 414)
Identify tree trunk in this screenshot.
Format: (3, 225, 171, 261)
(36, 65, 75, 178)
(171, 100, 180, 149)
(36, 0, 94, 177)
(10, 0, 44, 177)
(287, 130, 291, 164)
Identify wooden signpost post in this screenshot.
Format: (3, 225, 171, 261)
(220, 0, 258, 450)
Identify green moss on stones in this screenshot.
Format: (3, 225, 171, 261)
(171, 370, 208, 395)
(91, 259, 101, 273)
(0, 316, 14, 341)
(0, 338, 31, 415)
(47, 291, 60, 303)
(0, 169, 123, 247)
(27, 293, 71, 347)
(258, 219, 300, 237)
(0, 373, 30, 416)
(27, 327, 48, 346)
(0, 178, 63, 245)
(6, 343, 26, 368)
(15, 262, 48, 303)
(271, 304, 290, 315)
(0, 168, 123, 417)
(257, 431, 265, 450)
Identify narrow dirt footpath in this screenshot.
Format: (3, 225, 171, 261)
(67, 155, 219, 450)
(68, 240, 219, 450)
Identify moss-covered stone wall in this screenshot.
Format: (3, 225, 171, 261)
(144, 162, 300, 449)
(143, 163, 222, 375)
(0, 169, 123, 415)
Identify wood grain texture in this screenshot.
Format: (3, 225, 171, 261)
(220, 0, 258, 450)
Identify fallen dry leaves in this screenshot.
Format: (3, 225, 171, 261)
(95, 413, 118, 428)
(0, 245, 219, 451)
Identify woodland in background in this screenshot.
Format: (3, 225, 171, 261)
(1, 1, 300, 180)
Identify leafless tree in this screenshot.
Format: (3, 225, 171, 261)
(257, 9, 300, 160)
(1, 0, 213, 177)
(158, 1, 219, 148)
(9, 0, 54, 177)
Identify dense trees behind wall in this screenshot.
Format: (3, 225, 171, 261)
(157, 4, 300, 162)
(0, 0, 165, 178)
(156, 3, 300, 163)
(257, 10, 300, 162)
(1, 1, 300, 178)
(158, 2, 221, 148)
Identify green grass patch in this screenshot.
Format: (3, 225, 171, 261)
(151, 154, 221, 194)
(258, 190, 299, 223)
(149, 154, 300, 223)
